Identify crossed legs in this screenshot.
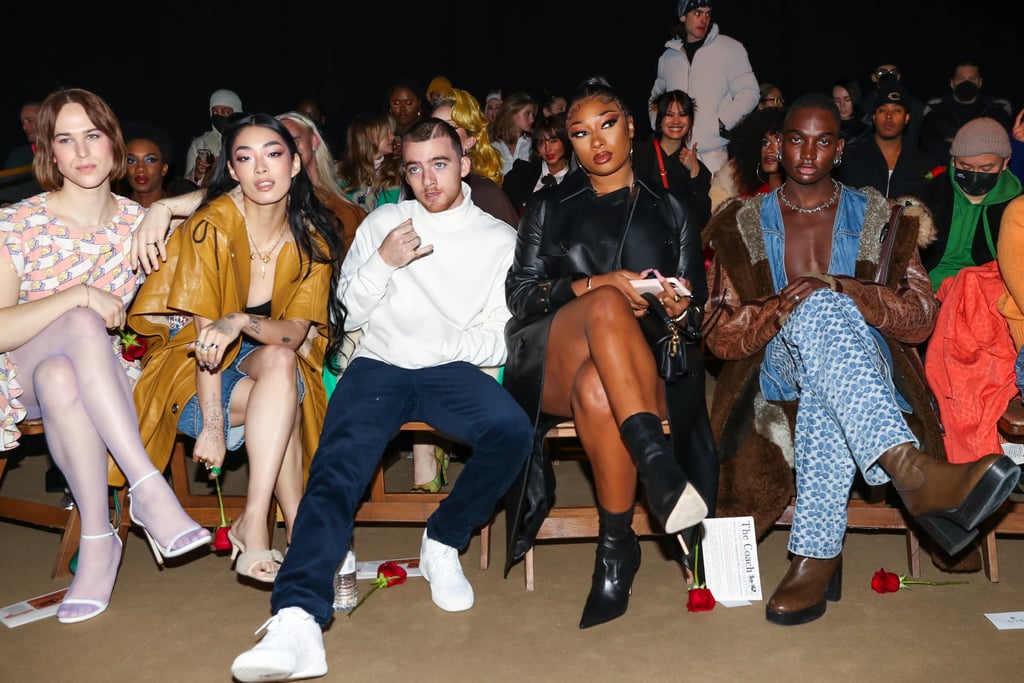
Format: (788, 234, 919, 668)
(11, 308, 207, 621)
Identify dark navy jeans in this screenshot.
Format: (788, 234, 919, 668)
(271, 357, 534, 625)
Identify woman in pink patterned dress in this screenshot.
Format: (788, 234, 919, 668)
(0, 88, 210, 624)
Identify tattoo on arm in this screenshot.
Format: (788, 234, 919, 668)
(247, 316, 262, 334)
(281, 336, 292, 344)
(210, 318, 234, 334)
(202, 400, 223, 431)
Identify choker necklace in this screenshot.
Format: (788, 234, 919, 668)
(245, 221, 288, 278)
(777, 179, 841, 214)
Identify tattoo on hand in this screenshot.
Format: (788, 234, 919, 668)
(210, 318, 234, 334)
(281, 336, 291, 344)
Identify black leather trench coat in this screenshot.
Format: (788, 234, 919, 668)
(501, 168, 717, 573)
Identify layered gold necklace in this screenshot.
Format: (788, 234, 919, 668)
(245, 221, 288, 278)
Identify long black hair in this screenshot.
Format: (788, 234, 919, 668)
(200, 112, 348, 372)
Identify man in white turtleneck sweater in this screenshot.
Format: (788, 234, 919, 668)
(233, 119, 533, 683)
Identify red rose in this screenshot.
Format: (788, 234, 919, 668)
(686, 586, 716, 612)
(377, 561, 408, 587)
(211, 525, 232, 551)
(871, 568, 902, 593)
(348, 560, 409, 617)
(119, 330, 148, 361)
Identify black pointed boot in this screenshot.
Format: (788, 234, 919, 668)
(579, 506, 641, 629)
(620, 412, 708, 534)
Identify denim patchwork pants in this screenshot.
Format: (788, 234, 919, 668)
(766, 289, 917, 558)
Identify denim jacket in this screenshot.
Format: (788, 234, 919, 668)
(757, 187, 909, 409)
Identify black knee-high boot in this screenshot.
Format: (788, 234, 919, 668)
(620, 412, 708, 534)
(579, 506, 641, 629)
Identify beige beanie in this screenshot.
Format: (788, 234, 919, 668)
(950, 117, 1011, 158)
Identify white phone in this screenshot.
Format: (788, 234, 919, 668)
(630, 277, 690, 297)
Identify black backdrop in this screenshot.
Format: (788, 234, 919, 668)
(5, 0, 1023, 177)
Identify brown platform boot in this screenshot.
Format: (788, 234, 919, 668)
(878, 443, 1020, 556)
(765, 555, 842, 626)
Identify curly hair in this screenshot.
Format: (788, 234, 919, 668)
(434, 88, 505, 186)
(726, 107, 786, 195)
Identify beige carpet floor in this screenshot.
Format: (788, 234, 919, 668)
(1, 446, 1022, 683)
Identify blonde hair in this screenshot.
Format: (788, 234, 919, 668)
(436, 88, 505, 186)
(276, 110, 354, 207)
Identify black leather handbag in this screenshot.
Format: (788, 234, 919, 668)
(638, 292, 686, 379)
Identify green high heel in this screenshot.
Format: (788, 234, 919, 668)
(411, 446, 451, 493)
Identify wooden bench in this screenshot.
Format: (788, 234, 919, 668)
(0, 418, 130, 578)
(521, 420, 922, 589)
(352, 421, 490, 571)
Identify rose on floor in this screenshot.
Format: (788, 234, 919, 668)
(348, 561, 408, 617)
(685, 536, 716, 613)
(871, 567, 968, 593)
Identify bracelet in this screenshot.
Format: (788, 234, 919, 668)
(586, 276, 592, 291)
(671, 309, 688, 323)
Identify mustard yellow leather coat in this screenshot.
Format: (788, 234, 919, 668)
(114, 193, 332, 487)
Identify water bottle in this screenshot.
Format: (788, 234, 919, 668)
(333, 550, 358, 612)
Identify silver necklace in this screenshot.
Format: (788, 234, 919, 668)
(777, 180, 841, 214)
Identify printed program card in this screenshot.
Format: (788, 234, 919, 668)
(985, 611, 1024, 630)
(1, 588, 68, 628)
(701, 516, 763, 603)
(355, 557, 422, 581)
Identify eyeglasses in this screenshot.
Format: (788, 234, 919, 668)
(760, 97, 785, 106)
(875, 68, 900, 79)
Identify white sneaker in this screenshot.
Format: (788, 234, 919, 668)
(230, 607, 327, 682)
(419, 530, 474, 612)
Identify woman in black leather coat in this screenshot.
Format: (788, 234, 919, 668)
(503, 77, 717, 629)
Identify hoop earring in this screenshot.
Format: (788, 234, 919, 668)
(833, 155, 842, 166)
(756, 162, 768, 184)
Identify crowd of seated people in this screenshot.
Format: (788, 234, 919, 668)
(3, 12, 1024, 681)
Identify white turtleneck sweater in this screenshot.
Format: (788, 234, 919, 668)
(340, 182, 516, 370)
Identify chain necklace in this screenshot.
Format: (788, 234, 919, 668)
(245, 220, 288, 278)
(777, 179, 842, 214)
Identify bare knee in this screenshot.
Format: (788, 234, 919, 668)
(571, 361, 612, 420)
(248, 344, 298, 378)
(586, 286, 635, 324)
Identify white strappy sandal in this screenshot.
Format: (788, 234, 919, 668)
(56, 527, 122, 624)
(128, 470, 211, 564)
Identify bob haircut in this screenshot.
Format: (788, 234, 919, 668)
(33, 88, 127, 192)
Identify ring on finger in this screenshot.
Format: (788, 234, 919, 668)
(208, 343, 218, 350)
(794, 294, 801, 301)
(673, 294, 682, 302)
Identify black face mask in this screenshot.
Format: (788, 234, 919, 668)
(954, 168, 1000, 196)
(953, 81, 980, 102)
(211, 114, 230, 133)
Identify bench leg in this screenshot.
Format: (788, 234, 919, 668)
(981, 529, 999, 582)
(479, 523, 490, 571)
(524, 548, 535, 591)
(905, 528, 920, 579)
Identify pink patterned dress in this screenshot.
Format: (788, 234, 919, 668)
(0, 192, 145, 449)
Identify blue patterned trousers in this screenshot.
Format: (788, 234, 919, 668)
(766, 289, 917, 558)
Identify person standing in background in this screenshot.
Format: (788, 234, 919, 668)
(649, 0, 759, 175)
(182, 88, 243, 187)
